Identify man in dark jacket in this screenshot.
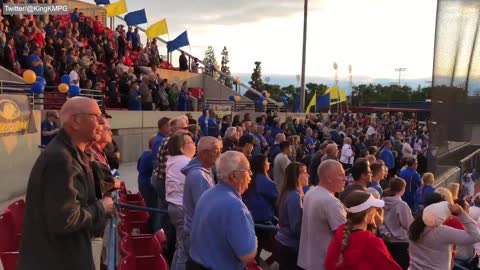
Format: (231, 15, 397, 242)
(18, 97, 114, 270)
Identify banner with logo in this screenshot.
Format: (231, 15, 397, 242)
(0, 95, 36, 136)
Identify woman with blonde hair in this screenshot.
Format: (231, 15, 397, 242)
(325, 191, 400, 270)
(447, 183, 460, 201)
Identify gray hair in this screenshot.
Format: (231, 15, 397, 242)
(171, 115, 188, 127)
(224, 127, 237, 140)
(197, 136, 222, 153)
(216, 151, 246, 181)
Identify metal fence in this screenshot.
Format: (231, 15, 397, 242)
(0, 80, 104, 110)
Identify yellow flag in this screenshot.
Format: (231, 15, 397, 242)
(106, 0, 127, 17)
(306, 92, 317, 112)
(145, 19, 169, 39)
(340, 89, 347, 102)
(325, 85, 340, 99)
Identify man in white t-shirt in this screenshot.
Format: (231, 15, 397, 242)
(69, 63, 80, 87)
(366, 122, 377, 137)
(298, 160, 347, 270)
(340, 137, 354, 170)
(402, 138, 414, 158)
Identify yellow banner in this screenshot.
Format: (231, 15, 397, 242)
(0, 95, 35, 136)
(106, 0, 127, 17)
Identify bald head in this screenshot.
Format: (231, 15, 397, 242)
(318, 160, 346, 193)
(59, 97, 100, 126)
(59, 97, 104, 150)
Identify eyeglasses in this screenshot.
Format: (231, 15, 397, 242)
(74, 113, 104, 121)
(234, 169, 253, 176)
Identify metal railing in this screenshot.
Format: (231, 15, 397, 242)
(0, 80, 104, 109)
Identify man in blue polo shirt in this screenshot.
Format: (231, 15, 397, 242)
(41, 111, 59, 147)
(188, 151, 257, 270)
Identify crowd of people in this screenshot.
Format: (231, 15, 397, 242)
(0, 3, 204, 111)
(28, 98, 480, 270)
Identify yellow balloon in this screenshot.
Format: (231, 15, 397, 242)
(262, 100, 268, 106)
(266, 92, 271, 98)
(23, 70, 36, 84)
(234, 95, 241, 102)
(58, 83, 69, 93)
(214, 64, 220, 70)
(236, 77, 241, 84)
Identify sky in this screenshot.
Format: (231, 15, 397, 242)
(84, 0, 438, 82)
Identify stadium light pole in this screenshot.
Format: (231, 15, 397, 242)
(299, 0, 308, 113)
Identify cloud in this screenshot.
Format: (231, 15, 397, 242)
(130, 0, 325, 26)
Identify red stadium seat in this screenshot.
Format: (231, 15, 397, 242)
(118, 255, 169, 270)
(118, 221, 149, 238)
(119, 234, 162, 257)
(0, 211, 19, 253)
(154, 229, 167, 248)
(0, 251, 18, 270)
(246, 261, 262, 270)
(6, 199, 25, 235)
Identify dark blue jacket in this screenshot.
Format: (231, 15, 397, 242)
(380, 148, 395, 169)
(137, 150, 154, 189)
(400, 168, 422, 209)
(242, 174, 278, 223)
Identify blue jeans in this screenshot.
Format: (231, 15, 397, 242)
(168, 203, 187, 270)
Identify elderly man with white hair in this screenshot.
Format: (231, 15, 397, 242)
(188, 151, 257, 270)
(18, 97, 114, 270)
(181, 136, 222, 259)
(340, 137, 354, 170)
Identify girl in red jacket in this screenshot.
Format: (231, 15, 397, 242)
(325, 190, 401, 270)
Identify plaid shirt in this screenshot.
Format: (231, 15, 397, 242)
(155, 135, 171, 188)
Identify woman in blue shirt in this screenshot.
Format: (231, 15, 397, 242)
(275, 162, 309, 270)
(242, 155, 279, 263)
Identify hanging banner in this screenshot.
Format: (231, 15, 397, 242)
(0, 95, 35, 136)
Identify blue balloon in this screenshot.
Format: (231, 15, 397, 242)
(259, 96, 265, 102)
(36, 76, 46, 86)
(210, 64, 215, 71)
(262, 91, 267, 97)
(228, 95, 235, 101)
(31, 82, 44, 94)
(69, 85, 80, 96)
(61, 74, 70, 84)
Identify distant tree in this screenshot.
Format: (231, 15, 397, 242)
(305, 83, 328, 96)
(220, 46, 232, 88)
(203, 46, 218, 78)
(249, 61, 264, 90)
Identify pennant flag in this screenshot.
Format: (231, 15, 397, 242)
(340, 89, 347, 102)
(167, 31, 190, 52)
(94, 0, 110, 5)
(106, 0, 127, 17)
(317, 93, 331, 108)
(124, 9, 147, 26)
(325, 85, 340, 100)
(145, 18, 169, 39)
(306, 92, 317, 112)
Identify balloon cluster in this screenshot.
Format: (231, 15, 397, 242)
(59, 74, 79, 96)
(23, 69, 80, 96)
(256, 95, 268, 107)
(261, 91, 271, 99)
(280, 96, 289, 106)
(23, 70, 45, 95)
(228, 95, 242, 102)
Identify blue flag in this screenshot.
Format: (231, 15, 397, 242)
(167, 31, 190, 52)
(124, 9, 147, 26)
(94, 0, 110, 5)
(317, 93, 330, 108)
